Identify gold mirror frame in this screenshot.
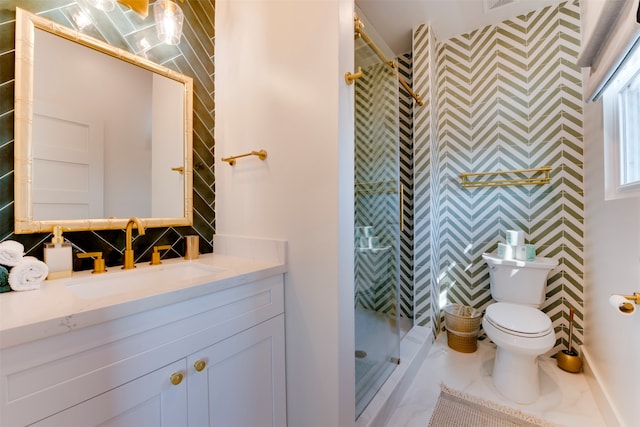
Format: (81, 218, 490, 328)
(14, 8, 194, 233)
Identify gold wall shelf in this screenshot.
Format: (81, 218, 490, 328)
(460, 166, 552, 188)
(221, 149, 268, 166)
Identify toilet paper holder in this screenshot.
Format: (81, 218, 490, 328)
(611, 292, 640, 314)
(618, 292, 640, 304)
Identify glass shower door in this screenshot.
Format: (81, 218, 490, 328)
(353, 26, 401, 418)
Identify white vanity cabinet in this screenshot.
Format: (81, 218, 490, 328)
(0, 274, 286, 427)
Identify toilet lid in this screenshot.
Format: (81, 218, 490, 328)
(485, 303, 552, 337)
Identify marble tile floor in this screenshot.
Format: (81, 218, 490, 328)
(383, 333, 607, 427)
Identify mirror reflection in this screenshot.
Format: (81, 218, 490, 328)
(14, 8, 193, 233)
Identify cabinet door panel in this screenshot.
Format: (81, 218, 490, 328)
(32, 359, 187, 427)
(188, 315, 286, 427)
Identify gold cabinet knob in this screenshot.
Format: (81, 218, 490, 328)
(194, 359, 207, 372)
(170, 372, 184, 386)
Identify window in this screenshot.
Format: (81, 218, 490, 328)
(617, 70, 640, 187)
(603, 39, 640, 199)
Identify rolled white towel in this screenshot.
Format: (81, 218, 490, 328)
(0, 240, 25, 267)
(9, 256, 49, 291)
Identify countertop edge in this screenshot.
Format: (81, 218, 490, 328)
(0, 254, 287, 350)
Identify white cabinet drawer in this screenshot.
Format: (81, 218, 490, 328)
(30, 359, 188, 427)
(0, 275, 284, 426)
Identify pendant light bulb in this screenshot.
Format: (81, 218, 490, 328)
(87, 0, 116, 12)
(154, 0, 184, 45)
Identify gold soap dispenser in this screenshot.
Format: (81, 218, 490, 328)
(43, 226, 73, 279)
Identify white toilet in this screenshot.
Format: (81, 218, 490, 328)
(481, 253, 558, 404)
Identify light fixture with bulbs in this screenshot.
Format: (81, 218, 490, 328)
(72, 10, 94, 30)
(115, 0, 152, 17)
(153, 0, 184, 45)
(87, 0, 116, 12)
(87, 0, 185, 46)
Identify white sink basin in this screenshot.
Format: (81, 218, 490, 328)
(64, 262, 224, 299)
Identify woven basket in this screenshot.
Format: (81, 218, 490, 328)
(446, 329, 478, 353)
(444, 304, 482, 353)
(444, 304, 482, 333)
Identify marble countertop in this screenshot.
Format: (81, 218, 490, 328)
(0, 253, 286, 350)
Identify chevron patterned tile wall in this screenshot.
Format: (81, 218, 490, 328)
(0, 1, 215, 271)
(412, 23, 436, 333)
(398, 53, 415, 321)
(413, 1, 584, 351)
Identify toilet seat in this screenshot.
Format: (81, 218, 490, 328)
(484, 303, 552, 338)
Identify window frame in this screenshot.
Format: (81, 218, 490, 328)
(602, 39, 640, 200)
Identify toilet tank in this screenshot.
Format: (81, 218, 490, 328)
(482, 253, 558, 307)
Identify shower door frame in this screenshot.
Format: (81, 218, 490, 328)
(353, 16, 402, 418)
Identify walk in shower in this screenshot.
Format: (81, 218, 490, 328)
(353, 12, 405, 418)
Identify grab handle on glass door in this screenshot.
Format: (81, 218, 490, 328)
(400, 184, 404, 233)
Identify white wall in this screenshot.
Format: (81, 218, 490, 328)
(580, 0, 614, 46)
(581, 2, 640, 425)
(214, 1, 356, 426)
(583, 96, 640, 427)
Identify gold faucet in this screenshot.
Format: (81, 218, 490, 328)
(123, 217, 146, 269)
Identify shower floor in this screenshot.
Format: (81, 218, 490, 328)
(355, 307, 412, 417)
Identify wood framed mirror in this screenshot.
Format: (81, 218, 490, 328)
(14, 7, 193, 233)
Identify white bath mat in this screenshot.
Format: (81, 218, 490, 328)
(428, 384, 563, 427)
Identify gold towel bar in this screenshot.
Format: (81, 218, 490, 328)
(460, 166, 552, 188)
(221, 149, 268, 166)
